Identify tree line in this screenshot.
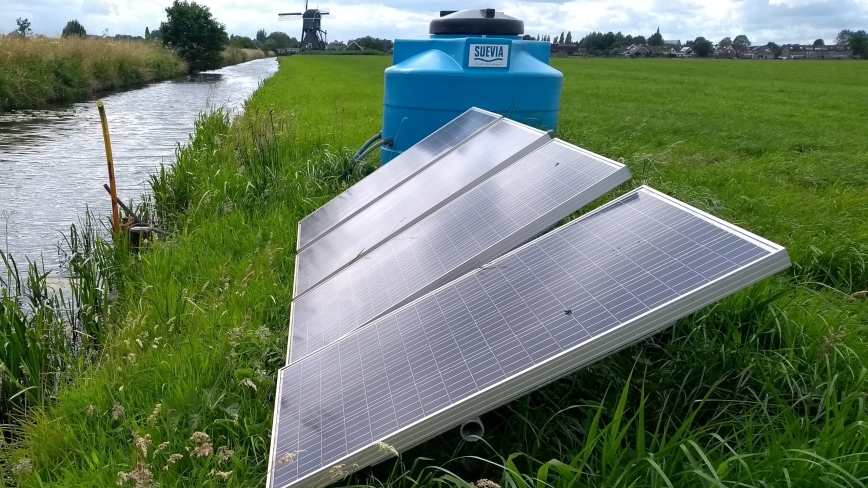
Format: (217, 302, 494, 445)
(537, 26, 867, 59)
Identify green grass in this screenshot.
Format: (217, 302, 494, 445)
(0, 36, 187, 111)
(4, 57, 868, 487)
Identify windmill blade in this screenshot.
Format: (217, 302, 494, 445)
(278, 12, 304, 16)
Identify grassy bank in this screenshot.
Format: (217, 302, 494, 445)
(5, 57, 868, 487)
(223, 47, 268, 65)
(0, 36, 187, 111)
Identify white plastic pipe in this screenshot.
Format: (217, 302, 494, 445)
(459, 416, 484, 442)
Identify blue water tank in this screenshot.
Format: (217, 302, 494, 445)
(381, 8, 563, 164)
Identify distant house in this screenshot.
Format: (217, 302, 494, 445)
(715, 45, 737, 59)
(623, 44, 663, 56)
(741, 46, 774, 59)
(781, 44, 806, 59)
(665, 46, 692, 57)
(345, 41, 364, 51)
(804, 44, 852, 59)
(663, 40, 682, 49)
(550, 43, 578, 57)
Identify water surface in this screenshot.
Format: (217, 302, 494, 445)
(0, 58, 278, 273)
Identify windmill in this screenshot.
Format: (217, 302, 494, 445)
(278, 1, 329, 51)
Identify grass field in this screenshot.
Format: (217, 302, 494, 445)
(4, 57, 868, 487)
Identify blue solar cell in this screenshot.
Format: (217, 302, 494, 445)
(297, 108, 500, 251)
(289, 140, 630, 363)
(293, 119, 549, 297)
(268, 186, 791, 488)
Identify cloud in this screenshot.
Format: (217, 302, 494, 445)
(1, 0, 866, 44)
(81, 0, 115, 16)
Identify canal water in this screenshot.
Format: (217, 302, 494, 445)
(0, 58, 278, 274)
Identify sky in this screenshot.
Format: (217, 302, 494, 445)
(2, 0, 867, 46)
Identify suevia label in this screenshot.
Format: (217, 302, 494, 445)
(469, 44, 509, 67)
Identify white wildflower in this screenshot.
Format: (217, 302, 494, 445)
(12, 457, 33, 475)
(476, 480, 501, 488)
(376, 441, 399, 457)
(217, 446, 234, 462)
(112, 402, 125, 420)
(239, 378, 258, 391)
(190, 431, 213, 458)
(277, 451, 297, 465)
(147, 404, 162, 424)
(329, 464, 345, 480)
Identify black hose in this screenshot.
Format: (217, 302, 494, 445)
(353, 132, 382, 161)
(341, 133, 393, 179)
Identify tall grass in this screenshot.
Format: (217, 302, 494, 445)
(222, 48, 267, 66)
(0, 36, 186, 111)
(4, 57, 868, 487)
(0, 212, 120, 426)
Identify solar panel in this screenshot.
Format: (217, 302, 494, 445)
(288, 140, 631, 363)
(293, 119, 549, 298)
(268, 186, 791, 488)
(297, 108, 501, 252)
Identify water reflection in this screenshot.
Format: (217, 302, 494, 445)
(0, 58, 278, 273)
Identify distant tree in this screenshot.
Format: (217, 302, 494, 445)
(558, 32, 565, 44)
(15, 18, 32, 37)
(522, 34, 534, 40)
(261, 38, 277, 55)
(836, 29, 854, 45)
(767, 41, 782, 58)
(565, 31, 572, 44)
(849, 31, 868, 58)
(351, 36, 393, 52)
(145, 26, 150, 39)
(160, 0, 228, 72)
(536, 34, 540, 41)
(577, 31, 631, 55)
(835, 29, 867, 58)
(229, 34, 255, 49)
(718, 36, 732, 48)
(624, 34, 633, 45)
(813, 38, 824, 47)
(62, 20, 87, 38)
(256, 29, 267, 43)
(634, 35, 646, 45)
(102, 28, 109, 38)
(266, 31, 292, 48)
(150, 29, 162, 40)
(648, 27, 663, 46)
(733, 34, 751, 50)
(692, 36, 713, 57)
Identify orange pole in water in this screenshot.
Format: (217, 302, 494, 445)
(97, 101, 120, 235)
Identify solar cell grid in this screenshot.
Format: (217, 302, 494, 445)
(268, 186, 790, 488)
(293, 119, 549, 297)
(297, 108, 501, 251)
(288, 140, 630, 363)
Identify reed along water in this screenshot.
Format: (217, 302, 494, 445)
(0, 58, 278, 274)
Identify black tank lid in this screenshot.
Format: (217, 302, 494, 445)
(429, 9, 524, 36)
